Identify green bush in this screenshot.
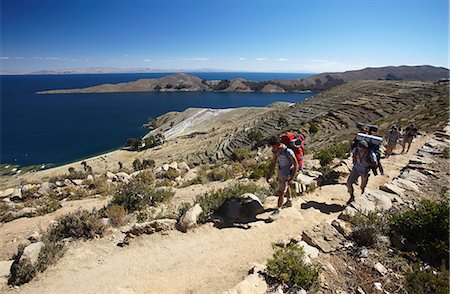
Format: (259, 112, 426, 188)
(267, 243, 321, 289)
(46, 210, 105, 242)
(207, 167, 233, 182)
(350, 211, 388, 247)
(309, 122, 319, 134)
(314, 141, 350, 166)
(112, 171, 155, 211)
(163, 169, 180, 180)
(195, 183, 265, 223)
(443, 147, 449, 159)
(389, 200, 449, 265)
(405, 264, 449, 294)
(250, 160, 271, 179)
(231, 148, 252, 162)
(247, 129, 263, 143)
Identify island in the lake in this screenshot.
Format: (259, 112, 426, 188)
(36, 65, 449, 94)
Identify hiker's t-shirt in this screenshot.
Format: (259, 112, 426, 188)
(274, 146, 295, 177)
(352, 148, 377, 174)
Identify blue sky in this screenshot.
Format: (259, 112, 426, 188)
(1, 0, 448, 72)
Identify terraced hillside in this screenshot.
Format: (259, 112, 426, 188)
(209, 80, 449, 162)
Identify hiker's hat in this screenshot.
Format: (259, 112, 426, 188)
(357, 140, 369, 148)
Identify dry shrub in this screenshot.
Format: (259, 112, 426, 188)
(105, 204, 127, 227)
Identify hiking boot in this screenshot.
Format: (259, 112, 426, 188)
(283, 200, 293, 208)
(346, 196, 355, 205)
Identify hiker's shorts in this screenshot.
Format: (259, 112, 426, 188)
(404, 136, 413, 144)
(346, 168, 369, 191)
(278, 175, 291, 194)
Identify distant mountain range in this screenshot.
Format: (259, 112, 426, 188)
(0, 67, 230, 75)
(36, 65, 449, 94)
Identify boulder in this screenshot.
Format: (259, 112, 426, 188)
(38, 182, 54, 196)
(299, 241, 320, 263)
(86, 174, 94, 181)
(64, 179, 73, 186)
(240, 193, 264, 216)
(168, 162, 178, 170)
(225, 273, 268, 294)
(106, 171, 118, 181)
(72, 179, 84, 186)
(373, 262, 388, 276)
(16, 207, 37, 217)
(28, 231, 41, 242)
(116, 172, 131, 183)
(177, 204, 203, 233)
(303, 170, 323, 178)
(178, 162, 191, 172)
(296, 174, 316, 186)
(304, 159, 321, 170)
(10, 188, 22, 201)
(1, 188, 15, 198)
(302, 222, 345, 253)
(331, 219, 352, 238)
(338, 206, 358, 221)
(0, 260, 13, 287)
(162, 164, 170, 171)
(363, 190, 393, 211)
(20, 242, 45, 265)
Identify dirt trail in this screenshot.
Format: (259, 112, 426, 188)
(6, 136, 429, 294)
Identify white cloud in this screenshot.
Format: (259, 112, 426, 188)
(184, 57, 210, 61)
(256, 58, 267, 61)
(33, 57, 43, 60)
(124, 54, 128, 57)
(239, 57, 245, 60)
(44, 57, 59, 60)
(277, 58, 288, 62)
(0, 57, 10, 59)
(14, 57, 25, 60)
(144, 59, 152, 62)
(310, 59, 329, 63)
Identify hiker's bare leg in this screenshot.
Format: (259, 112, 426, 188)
(277, 190, 284, 208)
(360, 174, 369, 195)
(407, 141, 412, 152)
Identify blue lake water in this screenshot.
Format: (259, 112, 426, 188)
(1, 72, 315, 166)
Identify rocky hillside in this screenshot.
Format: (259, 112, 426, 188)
(36, 65, 449, 94)
(151, 80, 448, 165)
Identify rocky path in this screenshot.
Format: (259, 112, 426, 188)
(3, 135, 434, 294)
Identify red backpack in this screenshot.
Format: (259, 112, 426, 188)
(280, 132, 305, 169)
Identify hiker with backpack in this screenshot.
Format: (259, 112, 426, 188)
(351, 123, 384, 175)
(346, 140, 378, 204)
(266, 136, 299, 213)
(401, 123, 418, 153)
(385, 124, 400, 157)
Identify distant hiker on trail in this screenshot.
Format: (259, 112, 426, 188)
(402, 123, 418, 153)
(385, 124, 400, 157)
(346, 140, 378, 204)
(266, 136, 299, 212)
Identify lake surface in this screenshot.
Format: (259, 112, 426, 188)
(1, 72, 315, 166)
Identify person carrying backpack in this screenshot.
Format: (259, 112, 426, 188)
(385, 124, 400, 157)
(346, 140, 378, 204)
(401, 123, 418, 153)
(266, 136, 299, 213)
(280, 131, 305, 172)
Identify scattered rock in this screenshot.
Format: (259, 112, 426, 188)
(168, 162, 178, 170)
(72, 179, 84, 186)
(304, 159, 321, 170)
(356, 287, 366, 294)
(225, 273, 268, 294)
(380, 182, 405, 197)
(362, 190, 393, 211)
(374, 282, 383, 292)
(64, 179, 73, 186)
(331, 219, 352, 238)
(20, 242, 45, 265)
(0, 260, 13, 288)
(10, 188, 22, 201)
(178, 162, 191, 172)
(338, 206, 358, 221)
(162, 164, 170, 171)
(296, 174, 317, 187)
(410, 155, 435, 165)
(177, 204, 203, 233)
(106, 171, 118, 181)
(374, 262, 388, 276)
(249, 263, 267, 275)
(116, 172, 131, 184)
(392, 178, 420, 193)
(86, 174, 94, 181)
(28, 231, 41, 242)
(400, 169, 429, 183)
(16, 207, 37, 217)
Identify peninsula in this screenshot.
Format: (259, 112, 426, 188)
(36, 65, 449, 94)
